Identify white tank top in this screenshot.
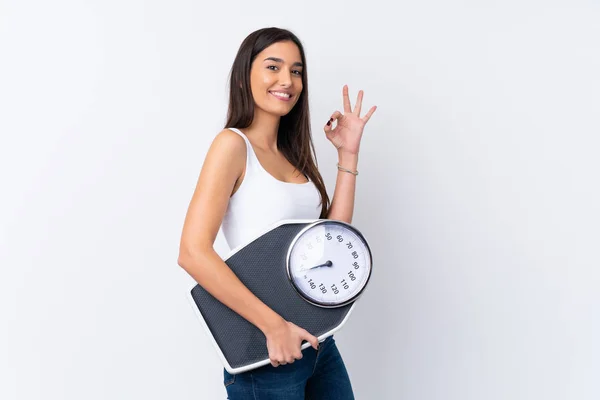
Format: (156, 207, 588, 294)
(221, 128, 322, 250)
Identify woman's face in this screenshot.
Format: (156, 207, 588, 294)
(249, 40, 304, 117)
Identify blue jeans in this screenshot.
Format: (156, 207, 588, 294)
(223, 336, 354, 399)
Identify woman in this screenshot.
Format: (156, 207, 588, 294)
(177, 27, 376, 399)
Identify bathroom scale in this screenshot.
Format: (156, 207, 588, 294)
(187, 218, 373, 374)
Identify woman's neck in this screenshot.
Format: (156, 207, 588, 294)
(243, 109, 280, 152)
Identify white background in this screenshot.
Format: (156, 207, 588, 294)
(1, 0, 599, 399)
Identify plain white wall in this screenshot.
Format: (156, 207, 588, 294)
(1, 0, 598, 399)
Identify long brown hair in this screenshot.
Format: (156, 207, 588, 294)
(224, 27, 330, 218)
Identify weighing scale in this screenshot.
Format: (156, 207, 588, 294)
(187, 218, 373, 374)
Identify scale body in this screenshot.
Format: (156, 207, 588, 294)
(187, 218, 373, 374)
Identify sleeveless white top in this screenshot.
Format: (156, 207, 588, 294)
(221, 128, 322, 250)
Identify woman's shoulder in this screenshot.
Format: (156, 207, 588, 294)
(203, 128, 247, 171)
(209, 128, 247, 154)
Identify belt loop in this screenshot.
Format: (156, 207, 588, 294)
(311, 342, 320, 375)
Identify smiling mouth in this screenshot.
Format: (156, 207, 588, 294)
(269, 91, 293, 101)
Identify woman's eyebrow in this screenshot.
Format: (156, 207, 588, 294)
(263, 57, 303, 67)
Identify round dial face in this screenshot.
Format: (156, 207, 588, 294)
(286, 220, 372, 308)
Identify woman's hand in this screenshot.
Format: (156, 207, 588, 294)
(324, 85, 377, 155)
(263, 318, 319, 368)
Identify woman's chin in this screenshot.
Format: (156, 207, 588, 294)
(263, 105, 295, 117)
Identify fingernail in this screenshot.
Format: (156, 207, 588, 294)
(326, 120, 331, 126)
(329, 118, 333, 121)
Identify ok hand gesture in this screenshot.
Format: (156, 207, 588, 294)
(324, 85, 377, 155)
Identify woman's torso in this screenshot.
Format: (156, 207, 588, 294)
(221, 127, 322, 250)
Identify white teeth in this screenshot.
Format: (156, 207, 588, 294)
(270, 91, 291, 98)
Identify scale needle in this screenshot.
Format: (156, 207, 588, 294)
(299, 260, 333, 272)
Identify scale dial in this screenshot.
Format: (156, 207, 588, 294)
(286, 220, 373, 308)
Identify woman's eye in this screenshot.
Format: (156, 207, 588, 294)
(267, 65, 301, 76)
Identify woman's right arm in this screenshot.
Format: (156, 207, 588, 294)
(177, 129, 319, 367)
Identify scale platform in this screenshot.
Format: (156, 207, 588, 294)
(187, 219, 359, 374)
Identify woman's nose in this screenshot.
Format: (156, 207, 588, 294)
(278, 71, 292, 87)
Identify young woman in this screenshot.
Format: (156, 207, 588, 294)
(178, 27, 376, 399)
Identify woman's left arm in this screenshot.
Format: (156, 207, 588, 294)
(324, 85, 377, 224)
(326, 152, 359, 223)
